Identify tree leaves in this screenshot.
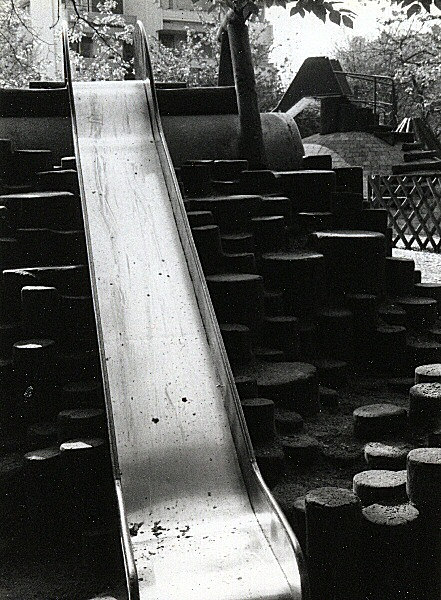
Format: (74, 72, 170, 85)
(342, 14, 353, 27)
(335, 11, 441, 136)
(286, 0, 440, 26)
(65, 1, 135, 81)
(290, 5, 305, 16)
(392, 0, 441, 17)
(407, 3, 422, 15)
(329, 10, 342, 25)
(0, 2, 42, 88)
(242, 1, 260, 19)
(286, 0, 356, 27)
(149, 19, 285, 111)
(199, 0, 440, 27)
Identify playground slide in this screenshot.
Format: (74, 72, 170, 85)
(65, 21, 307, 600)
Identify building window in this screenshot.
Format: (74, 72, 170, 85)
(90, 0, 123, 12)
(160, 0, 203, 9)
(81, 36, 93, 57)
(123, 41, 133, 63)
(70, 36, 94, 58)
(158, 33, 174, 48)
(158, 31, 186, 49)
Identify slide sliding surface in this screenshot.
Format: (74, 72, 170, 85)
(66, 21, 307, 600)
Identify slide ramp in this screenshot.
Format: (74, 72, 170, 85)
(67, 22, 306, 600)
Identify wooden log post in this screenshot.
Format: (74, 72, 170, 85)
(218, 30, 234, 87)
(224, 9, 267, 169)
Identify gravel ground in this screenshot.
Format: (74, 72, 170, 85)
(393, 248, 441, 283)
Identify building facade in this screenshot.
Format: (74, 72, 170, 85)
(28, 0, 272, 80)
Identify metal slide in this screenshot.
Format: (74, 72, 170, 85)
(62, 22, 307, 600)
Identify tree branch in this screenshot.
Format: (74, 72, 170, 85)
(0, 29, 30, 69)
(50, 0, 61, 29)
(68, 0, 125, 59)
(10, 0, 52, 45)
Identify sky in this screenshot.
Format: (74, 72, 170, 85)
(267, 1, 389, 82)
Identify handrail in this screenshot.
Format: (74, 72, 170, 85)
(350, 98, 394, 109)
(133, 19, 309, 600)
(60, 20, 139, 600)
(334, 69, 397, 126)
(333, 70, 395, 84)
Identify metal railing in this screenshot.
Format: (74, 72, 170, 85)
(334, 70, 397, 127)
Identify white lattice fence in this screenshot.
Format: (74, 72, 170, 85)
(369, 173, 441, 252)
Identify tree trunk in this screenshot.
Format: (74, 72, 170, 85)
(218, 30, 234, 86)
(227, 14, 267, 169)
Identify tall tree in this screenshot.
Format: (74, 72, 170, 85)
(215, 0, 356, 167)
(335, 10, 441, 136)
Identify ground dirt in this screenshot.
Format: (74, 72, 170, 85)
(272, 372, 421, 506)
(273, 248, 441, 506)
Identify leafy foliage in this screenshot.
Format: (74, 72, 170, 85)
(3, 0, 441, 88)
(289, 0, 355, 28)
(0, 1, 42, 88)
(335, 10, 441, 136)
(68, 0, 134, 81)
(391, 0, 441, 18)
(0, 0, 135, 85)
(209, 0, 441, 28)
(203, 0, 357, 27)
(149, 19, 287, 110)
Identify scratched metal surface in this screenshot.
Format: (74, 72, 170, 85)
(73, 80, 302, 600)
